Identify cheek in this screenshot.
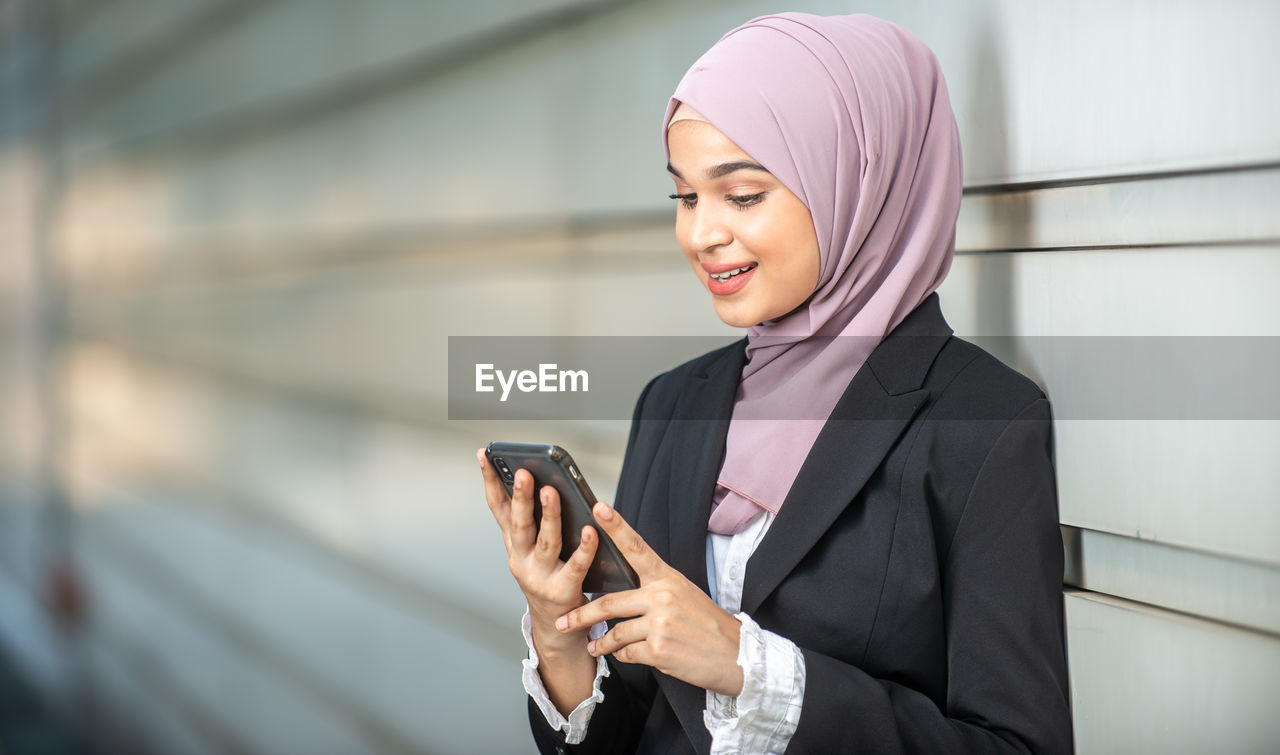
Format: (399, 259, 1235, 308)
(802, 241, 821, 290)
(760, 223, 819, 297)
(773, 212, 820, 291)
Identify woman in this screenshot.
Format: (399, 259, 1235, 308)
(477, 12, 1072, 754)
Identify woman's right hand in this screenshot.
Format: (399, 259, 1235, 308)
(477, 448, 600, 660)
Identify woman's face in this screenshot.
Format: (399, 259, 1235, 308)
(666, 119, 820, 328)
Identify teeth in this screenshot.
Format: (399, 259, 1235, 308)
(710, 264, 756, 281)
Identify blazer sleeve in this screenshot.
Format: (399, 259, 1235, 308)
(528, 374, 664, 754)
(786, 398, 1074, 754)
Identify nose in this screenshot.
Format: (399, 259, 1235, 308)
(686, 203, 733, 253)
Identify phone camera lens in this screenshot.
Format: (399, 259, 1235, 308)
(495, 458, 513, 482)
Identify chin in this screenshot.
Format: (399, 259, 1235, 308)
(712, 305, 761, 329)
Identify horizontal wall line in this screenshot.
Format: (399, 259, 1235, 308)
(60, 0, 264, 121)
(964, 159, 1280, 194)
(956, 164, 1280, 254)
(62, 342, 1280, 634)
(1063, 525, 1280, 637)
(958, 238, 1280, 255)
(64, 438, 526, 663)
(1063, 587, 1280, 643)
(56, 234, 1280, 299)
(70, 0, 639, 167)
(55, 163, 1280, 294)
(53, 331, 627, 453)
(57, 206, 678, 293)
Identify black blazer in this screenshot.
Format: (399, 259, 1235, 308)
(530, 293, 1073, 754)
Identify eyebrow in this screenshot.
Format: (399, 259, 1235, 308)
(667, 160, 771, 181)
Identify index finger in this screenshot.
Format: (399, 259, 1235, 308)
(557, 587, 646, 633)
(477, 448, 512, 531)
(592, 502, 667, 582)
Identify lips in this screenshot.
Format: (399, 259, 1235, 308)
(707, 262, 758, 281)
(702, 261, 758, 275)
(706, 262, 758, 295)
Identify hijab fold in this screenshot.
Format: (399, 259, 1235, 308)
(659, 13, 963, 535)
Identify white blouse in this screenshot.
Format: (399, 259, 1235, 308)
(521, 510, 806, 753)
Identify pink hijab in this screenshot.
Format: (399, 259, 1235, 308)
(659, 13, 963, 534)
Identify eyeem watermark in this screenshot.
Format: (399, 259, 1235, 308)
(475, 363, 589, 402)
(449, 335, 1280, 420)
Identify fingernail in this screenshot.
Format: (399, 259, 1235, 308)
(595, 503, 613, 521)
(514, 474, 523, 491)
(541, 489, 549, 504)
(477, 451, 485, 469)
(555, 615, 569, 632)
(587, 639, 596, 655)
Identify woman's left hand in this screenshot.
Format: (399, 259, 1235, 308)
(555, 502, 745, 697)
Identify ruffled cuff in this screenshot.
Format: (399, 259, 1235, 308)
(703, 612, 806, 755)
(520, 608, 610, 746)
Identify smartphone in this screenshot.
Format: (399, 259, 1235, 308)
(486, 442, 640, 593)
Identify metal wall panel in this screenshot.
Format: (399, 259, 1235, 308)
(63, 0, 593, 161)
(1066, 591, 1280, 753)
(937, 246, 1280, 565)
(53, 0, 1280, 277)
(2, 1, 1277, 753)
(76, 491, 531, 754)
(1064, 527, 1280, 636)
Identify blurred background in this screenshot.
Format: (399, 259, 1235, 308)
(1, 1, 1278, 753)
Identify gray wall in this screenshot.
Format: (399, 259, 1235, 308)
(1, 1, 1277, 753)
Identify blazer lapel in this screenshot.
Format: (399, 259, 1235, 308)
(649, 293, 951, 749)
(652, 338, 746, 754)
(740, 293, 953, 619)
(664, 338, 748, 594)
(655, 366, 930, 754)
(738, 371, 928, 617)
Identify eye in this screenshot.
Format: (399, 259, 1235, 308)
(668, 192, 697, 210)
(728, 192, 766, 209)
